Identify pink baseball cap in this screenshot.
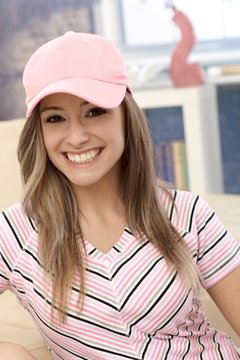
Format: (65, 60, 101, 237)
(23, 31, 132, 117)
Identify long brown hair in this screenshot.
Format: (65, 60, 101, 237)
(17, 92, 199, 322)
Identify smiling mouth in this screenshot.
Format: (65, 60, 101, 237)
(66, 149, 102, 165)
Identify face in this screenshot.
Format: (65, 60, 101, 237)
(39, 93, 125, 190)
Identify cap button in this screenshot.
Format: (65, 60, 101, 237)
(65, 31, 76, 36)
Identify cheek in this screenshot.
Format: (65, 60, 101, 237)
(41, 135, 62, 167)
(117, 124, 125, 148)
(112, 116, 125, 144)
(41, 134, 52, 155)
(108, 127, 125, 149)
(41, 129, 59, 152)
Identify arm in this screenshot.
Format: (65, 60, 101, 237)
(0, 342, 36, 359)
(207, 265, 240, 336)
(189, 194, 240, 336)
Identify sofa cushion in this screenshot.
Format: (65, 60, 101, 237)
(0, 119, 24, 209)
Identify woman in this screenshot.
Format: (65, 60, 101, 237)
(0, 31, 240, 359)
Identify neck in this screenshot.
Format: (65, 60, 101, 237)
(72, 174, 125, 221)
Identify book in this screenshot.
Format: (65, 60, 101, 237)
(171, 140, 189, 190)
(154, 139, 189, 190)
(155, 140, 175, 185)
(207, 64, 240, 77)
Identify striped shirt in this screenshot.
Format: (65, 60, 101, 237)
(0, 190, 240, 359)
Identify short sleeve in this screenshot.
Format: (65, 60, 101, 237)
(0, 203, 32, 294)
(194, 196, 240, 289)
(0, 212, 12, 293)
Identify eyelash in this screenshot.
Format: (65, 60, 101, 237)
(44, 107, 107, 123)
(45, 115, 64, 123)
(87, 107, 107, 117)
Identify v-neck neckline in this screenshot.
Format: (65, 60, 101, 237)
(84, 227, 134, 258)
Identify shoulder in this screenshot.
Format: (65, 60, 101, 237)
(158, 188, 240, 286)
(158, 188, 212, 232)
(0, 202, 37, 248)
(0, 204, 40, 291)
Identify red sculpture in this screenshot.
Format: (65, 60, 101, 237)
(169, 8, 205, 87)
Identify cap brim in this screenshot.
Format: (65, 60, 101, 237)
(26, 77, 127, 117)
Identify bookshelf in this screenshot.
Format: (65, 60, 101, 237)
(144, 106, 189, 190)
(134, 84, 224, 194)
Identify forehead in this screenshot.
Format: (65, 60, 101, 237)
(40, 93, 89, 108)
(39, 92, 124, 119)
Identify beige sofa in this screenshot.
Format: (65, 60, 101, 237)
(0, 118, 239, 358)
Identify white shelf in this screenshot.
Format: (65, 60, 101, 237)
(207, 74, 240, 85)
(134, 84, 224, 194)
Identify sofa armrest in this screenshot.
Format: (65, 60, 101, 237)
(200, 290, 240, 347)
(0, 291, 52, 360)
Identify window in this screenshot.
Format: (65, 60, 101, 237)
(116, 0, 240, 64)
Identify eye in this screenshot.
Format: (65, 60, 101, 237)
(87, 107, 107, 118)
(44, 114, 65, 123)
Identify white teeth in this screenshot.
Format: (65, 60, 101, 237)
(66, 149, 99, 164)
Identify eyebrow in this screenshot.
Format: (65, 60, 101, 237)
(40, 101, 90, 114)
(40, 106, 62, 114)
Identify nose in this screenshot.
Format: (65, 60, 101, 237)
(65, 119, 89, 146)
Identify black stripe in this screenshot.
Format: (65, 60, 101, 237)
(84, 292, 118, 310)
(0, 273, 9, 281)
(203, 247, 240, 280)
(113, 246, 121, 253)
(88, 248, 96, 256)
(13, 287, 26, 295)
(0, 253, 12, 271)
(71, 287, 118, 311)
(188, 196, 199, 232)
(28, 217, 37, 232)
(163, 336, 172, 360)
(33, 288, 128, 336)
(197, 230, 227, 261)
(197, 211, 215, 235)
(2, 212, 23, 249)
(157, 289, 191, 331)
(111, 241, 149, 279)
(13, 269, 34, 284)
(213, 330, 224, 360)
(141, 288, 190, 357)
(53, 261, 166, 338)
(80, 256, 160, 312)
(182, 338, 191, 359)
(169, 190, 177, 221)
(27, 271, 179, 343)
(38, 286, 130, 337)
(124, 228, 133, 235)
(0, 243, 41, 273)
(74, 254, 165, 314)
(197, 316, 205, 332)
(86, 241, 149, 280)
(181, 230, 189, 238)
(28, 303, 141, 360)
(62, 311, 127, 337)
(85, 268, 110, 280)
(119, 256, 163, 310)
(24, 248, 42, 266)
(186, 306, 193, 336)
(192, 252, 198, 259)
(129, 273, 178, 338)
(197, 335, 205, 360)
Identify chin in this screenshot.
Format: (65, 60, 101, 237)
(68, 175, 103, 188)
